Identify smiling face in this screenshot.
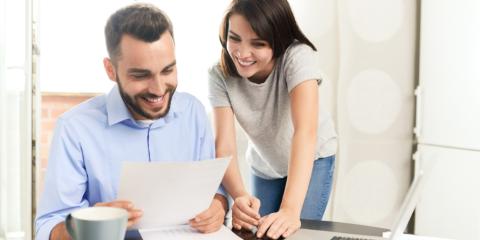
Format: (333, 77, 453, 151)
(227, 14, 275, 83)
(104, 31, 177, 120)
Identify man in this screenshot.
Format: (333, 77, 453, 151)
(35, 3, 230, 240)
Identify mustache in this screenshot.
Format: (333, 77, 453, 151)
(136, 87, 175, 99)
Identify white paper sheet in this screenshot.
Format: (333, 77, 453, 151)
(139, 225, 241, 240)
(116, 157, 232, 230)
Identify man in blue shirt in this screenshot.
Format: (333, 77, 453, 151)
(35, 4, 230, 240)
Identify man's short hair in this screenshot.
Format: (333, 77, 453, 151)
(105, 3, 174, 67)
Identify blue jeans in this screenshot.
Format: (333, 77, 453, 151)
(249, 155, 335, 220)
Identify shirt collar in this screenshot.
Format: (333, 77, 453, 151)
(106, 84, 181, 127)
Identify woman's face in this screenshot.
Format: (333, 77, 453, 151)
(227, 14, 275, 82)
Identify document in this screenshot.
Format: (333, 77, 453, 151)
(139, 225, 241, 240)
(116, 157, 232, 231)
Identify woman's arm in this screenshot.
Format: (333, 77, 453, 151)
(212, 107, 261, 230)
(281, 78, 319, 216)
(212, 107, 246, 198)
(256, 79, 319, 239)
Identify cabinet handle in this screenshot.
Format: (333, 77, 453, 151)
(414, 86, 422, 139)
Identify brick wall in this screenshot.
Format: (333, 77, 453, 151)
(40, 92, 102, 192)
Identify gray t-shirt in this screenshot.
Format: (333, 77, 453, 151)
(208, 41, 337, 179)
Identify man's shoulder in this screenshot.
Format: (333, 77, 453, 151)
(59, 94, 108, 121)
(174, 92, 205, 111)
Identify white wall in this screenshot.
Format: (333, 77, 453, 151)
(289, 0, 417, 229)
(39, 0, 231, 108)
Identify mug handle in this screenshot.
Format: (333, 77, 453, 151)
(65, 214, 75, 240)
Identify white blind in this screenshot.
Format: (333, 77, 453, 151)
(0, 0, 32, 239)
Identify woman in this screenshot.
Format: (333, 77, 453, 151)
(208, 0, 337, 239)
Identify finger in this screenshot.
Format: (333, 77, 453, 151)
(250, 198, 261, 220)
(126, 217, 141, 228)
(95, 201, 134, 210)
(232, 211, 254, 231)
(258, 215, 268, 227)
(189, 218, 215, 228)
(266, 217, 285, 239)
(232, 204, 258, 226)
(271, 221, 291, 239)
(189, 210, 222, 228)
(231, 220, 242, 231)
(257, 214, 276, 238)
(232, 211, 253, 231)
(190, 219, 223, 233)
(237, 199, 260, 220)
(194, 207, 215, 223)
(282, 224, 300, 238)
(127, 209, 143, 220)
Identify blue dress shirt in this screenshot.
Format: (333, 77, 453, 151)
(35, 85, 230, 240)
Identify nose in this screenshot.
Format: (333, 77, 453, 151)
(149, 74, 166, 96)
(236, 43, 252, 59)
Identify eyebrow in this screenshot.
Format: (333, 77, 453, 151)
(162, 60, 176, 72)
(127, 68, 151, 74)
(229, 30, 240, 38)
(228, 30, 264, 41)
(126, 60, 176, 74)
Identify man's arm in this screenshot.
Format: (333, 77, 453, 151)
(35, 118, 89, 240)
(215, 193, 229, 214)
(50, 223, 70, 240)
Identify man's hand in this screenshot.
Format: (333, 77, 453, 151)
(94, 201, 143, 228)
(189, 194, 228, 233)
(256, 209, 301, 239)
(231, 194, 261, 231)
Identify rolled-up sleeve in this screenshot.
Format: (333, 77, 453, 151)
(35, 118, 89, 240)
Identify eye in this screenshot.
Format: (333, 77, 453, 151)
(162, 68, 173, 73)
(133, 75, 148, 79)
(229, 36, 240, 42)
(253, 42, 265, 47)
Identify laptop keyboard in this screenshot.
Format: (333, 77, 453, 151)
(331, 237, 375, 240)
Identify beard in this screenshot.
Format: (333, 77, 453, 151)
(116, 75, 176, 120)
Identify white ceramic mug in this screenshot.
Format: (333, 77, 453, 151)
(65, 207, 128, 240)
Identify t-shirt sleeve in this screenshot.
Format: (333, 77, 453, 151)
(207, 65, 232, 107)
(284, 43, 322, 93)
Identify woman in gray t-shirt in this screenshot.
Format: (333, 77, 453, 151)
(208, 0, 337, 239)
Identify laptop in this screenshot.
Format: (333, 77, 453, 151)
(288, 154, 438, 240)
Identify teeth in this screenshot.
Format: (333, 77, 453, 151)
(146, 95, 164, 103)
(237, 57, 255, 66)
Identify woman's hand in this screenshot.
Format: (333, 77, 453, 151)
(256, 209, 301, 239)
(232, 194, 261, 231)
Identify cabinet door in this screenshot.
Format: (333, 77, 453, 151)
(417, 0, 480, 150)
(415, 144, 480, 240)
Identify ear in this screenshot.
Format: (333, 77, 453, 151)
(103, 57, 117, 82)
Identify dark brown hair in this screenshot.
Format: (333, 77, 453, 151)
(219, 0, 316, 78)
(105, 3, 174, 67)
